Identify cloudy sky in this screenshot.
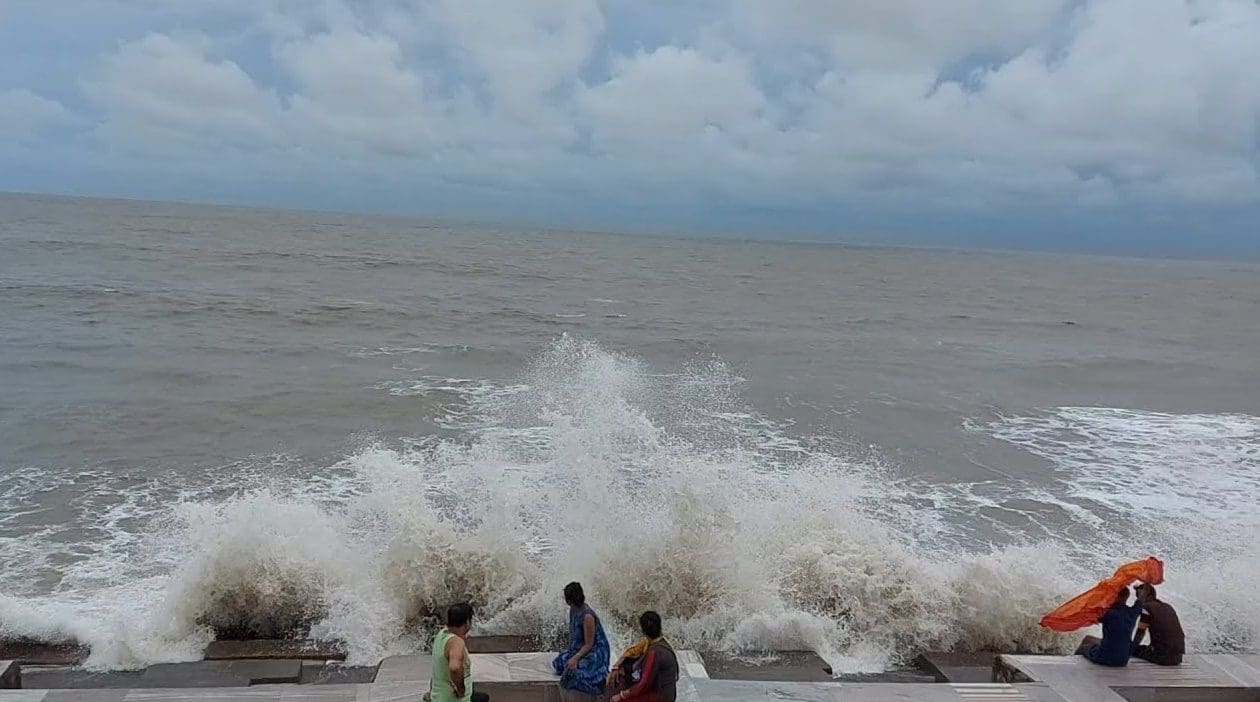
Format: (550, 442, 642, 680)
(1, 1, 1258, 256)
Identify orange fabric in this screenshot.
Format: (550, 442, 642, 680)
(1040, 557, 1164, 632)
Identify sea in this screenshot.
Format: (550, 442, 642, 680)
(1, 192, 1258, 672)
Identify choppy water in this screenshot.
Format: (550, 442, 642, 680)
(2, 192, 1258, 672)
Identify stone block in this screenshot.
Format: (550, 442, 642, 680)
(42, 691, 129, 702)
(352, 683, 421, 702)
(298, 664, 376, 686)
(915, 651, 1000, 683)
(834, 670, 939, 684)
(137, 660, 302, 688)
(0, 644, 88, 667)
(1, 662, 19, 690)
(690, 679, 838, 702)
(995, 654, 1260, 702)
(697, 651, 834, 682)
(1199, 655, 1260, 687)
(372, 658, 426, 685)
(503, 654, 556, 682)
(471, 655, 511, 683)
(377, 653, 535, 685)
(0, 692, 48, 702)
(124, 687, 281, 702)
(228, 661, 303, 686)
(18, 668, 144, 690)
(278, 685, 358, 702)
(204, 642, 345, 662)
(137, 664, 240, 689)
(1114, 688, 1260, 702)
(465, 637, 542, 654)
(993, 656, 1034, 684)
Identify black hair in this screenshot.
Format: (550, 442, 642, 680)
(1115, 586, 1131, 604)
(447, 602, 474, 628)
(639, 610, 662, 639)
(1137, 583, 1157, 598)
(564, 582, 585, 607)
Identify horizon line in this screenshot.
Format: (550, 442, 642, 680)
(2, 188, 1253, 267)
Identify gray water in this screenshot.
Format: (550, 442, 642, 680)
(2, 192, 1259, 670)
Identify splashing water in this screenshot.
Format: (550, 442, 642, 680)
(2, 339, 1256, 671)
(984, 407, 1260, 653)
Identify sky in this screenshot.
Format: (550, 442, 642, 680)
(1, 0, 1258, 257)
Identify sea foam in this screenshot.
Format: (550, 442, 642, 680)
(1, 339, 1255, 671)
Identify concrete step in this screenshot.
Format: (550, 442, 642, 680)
(0, 644, 88, 667)
(296, 664, 375, 686)
(17, 668, 143, 690)
(697, 651, 833, 682)
(916, 651, 1001, 683)
(203, 643, 344, 663)
(997, 654, 1260, 702)
(690, 679, 1068, 701)
(138, 661, 304, 688)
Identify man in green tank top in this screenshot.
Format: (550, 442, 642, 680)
(430, 602, 489, 702)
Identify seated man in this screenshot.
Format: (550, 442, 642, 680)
(1132, 583, 1185, 666)
(1075, 586, 1143, 667)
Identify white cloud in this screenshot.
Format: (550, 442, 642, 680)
(0, 89, 75, 137)
(580, 46, 767, 145)
(86, 32, 282, 147)
(428, 0, 602, 121)
(753, 0, 1260, 205)
(54, 0, 1260, 211)
(714, 0, 1074, 70)
(277, 30, 430, 155)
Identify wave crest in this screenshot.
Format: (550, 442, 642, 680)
(4, 339, 1254, 672)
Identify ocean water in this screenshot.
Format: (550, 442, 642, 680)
(2, 192, 1258, 672)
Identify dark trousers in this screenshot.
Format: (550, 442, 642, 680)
(1133, 645, 1182, 666)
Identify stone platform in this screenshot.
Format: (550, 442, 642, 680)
(5, 650, 1260, 701)
(0, 654, 1070, 701)
(0, 681, 1066, 702)
(203, 642, 345, 662)
(996, 654, 1260, 701)
(689, 680, 1063, 700)
(374, 650, 709, 686)
(697, 651, 834, 682)
(2, 661, 20, 689)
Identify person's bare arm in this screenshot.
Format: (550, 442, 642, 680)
(447, 636, 467, 697)
(566, 613, 596, 670)
(1133, 613, 1150, 648)
(608, 638, 648, 686)
(613, 647, 658, 702)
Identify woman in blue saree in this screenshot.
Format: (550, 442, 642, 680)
(552, 582, 610, 699)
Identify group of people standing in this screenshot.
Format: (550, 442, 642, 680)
(425, 581, 678, 702)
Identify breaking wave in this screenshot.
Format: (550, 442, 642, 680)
(1, 339, 1256, 671)
(983, 407, 1260, 654)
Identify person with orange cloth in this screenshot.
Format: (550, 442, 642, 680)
(1073, 586, 1144, 666)
(1040, 557, 1166, 668)
(1041, 556, 1164, 632)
